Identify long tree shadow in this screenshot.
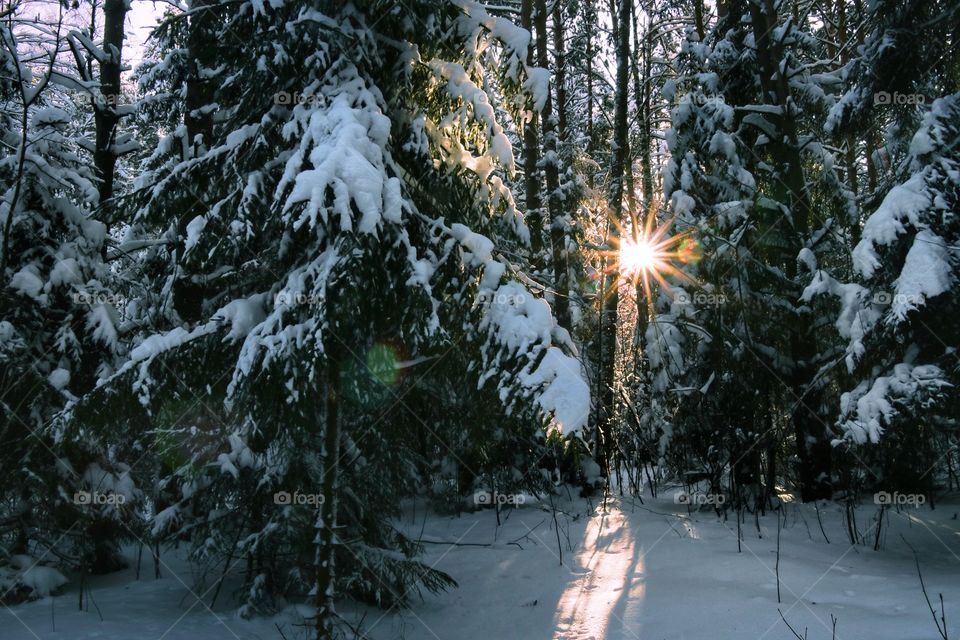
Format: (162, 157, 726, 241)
(552, 506, 646, 640)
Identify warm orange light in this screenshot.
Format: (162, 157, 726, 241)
(589, 199, 697, 310)
(614, 214, 692, 304)
(620, 238, 658, 278)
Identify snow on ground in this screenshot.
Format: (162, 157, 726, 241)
(3, 491, 959, 640)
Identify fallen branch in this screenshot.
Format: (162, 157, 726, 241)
(417, 538, 524, 550)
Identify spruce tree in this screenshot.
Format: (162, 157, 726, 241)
(652, 0, 852, 504)
(84, 0, 588, 631)
(807, 0, 959, 495)
(1, 8, 132, 596)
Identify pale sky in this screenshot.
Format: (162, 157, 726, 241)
(124, 0, 169, 69)
(24, 0, 170, 75)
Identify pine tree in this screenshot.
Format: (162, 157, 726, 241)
(84, 0, 588, 632)
(652, 0, 852, 504)
(1, 7, 133, 597)
(806, 0, 959, 495)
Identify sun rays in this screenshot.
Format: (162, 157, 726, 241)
(595, 205, 699, 304)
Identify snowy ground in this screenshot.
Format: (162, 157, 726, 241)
(3, 490, 959, 639)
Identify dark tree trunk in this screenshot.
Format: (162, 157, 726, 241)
(596, 0, 632, 477)
(537, 0, 570, 328)
(640, 15, 654, 209)
(521, 0, 543, 258)
(718, 0, 730, 22)
(314, 351, 342, 640)
(748, 0, 832, 502)
(93, 0, 128, 212)
(585, 0, 595, 190)
(184, 0, 216, 156)
(174, 0, 218, 323)
(850, 0, 878, 197)
(836, 0, 861, 243)
(553, 2, 568, 139)
(630, 1, 652, 358)
(694, 0, 706, 41)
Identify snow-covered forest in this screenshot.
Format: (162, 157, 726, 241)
(1, 0, 958, 638)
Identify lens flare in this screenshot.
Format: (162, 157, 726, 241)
(599, 209, 693, 305)
(366, 343, 400, 388)
(619, 238, 658, 279)
(343, 341, 405, 409)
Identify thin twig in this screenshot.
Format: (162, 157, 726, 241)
(902, 534, 949, 640)
(778, 608, 808, 640)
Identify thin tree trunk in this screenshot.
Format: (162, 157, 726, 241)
(61, 2, 127, 400)
(521, 0, 543, 258)
(851, 0, 878, 197)
(640, 14, 654, 209)
(585, 0, 595, 190)
(534, 0, 570, 328)
(597, 0, 632, 477)
(553, 3, 568, 141)
(93, 0, 128, 212)
(630, 0, 651, 358)
(549, 0, 571, 329)
(174, 0, 217, 322)
(629, 1, 653, 211)
(314, 352, 342, 640)
(836, 0, 860, 244)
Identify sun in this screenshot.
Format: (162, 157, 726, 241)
(620, 238, 659, 278)
(589, 198, 700, 308)
(608, 213, 698, 303)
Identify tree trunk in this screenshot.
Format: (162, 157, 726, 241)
(630, 0, 652, 349)
(93, 0, 128, 212)
(640, 14, 654, 209)
(597, 0, 632, 477)
(537, 0, 570, 328)
(521, 0, 543, 258)
(694, 0, 706, 41)
(748, 0, 831, 502)
(174, 0, 218, 323)
(184, 0, 216, 157)
(718, 0, 730, 22)
(585, 0, 595, 190)
(836, 0, 860, 243)
(553, 3, 568, 140)
(314, 352, 342, 640)
(851, 0, 878, 198)
(629, 1, 654, 211)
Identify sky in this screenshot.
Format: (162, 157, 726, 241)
(124, 0, 169, 68)
(24, 0, 169, 74)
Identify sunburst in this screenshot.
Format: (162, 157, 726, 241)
(596, 206, 699, 305)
